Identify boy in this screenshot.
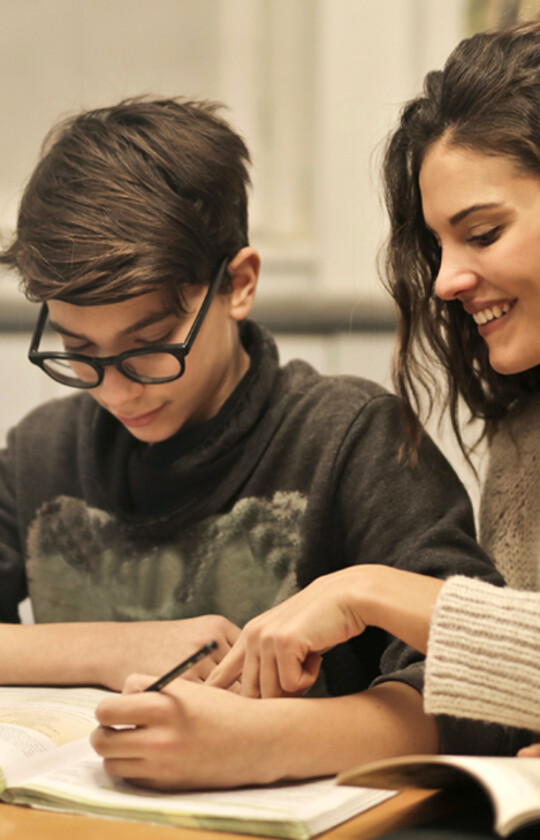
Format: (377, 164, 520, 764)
(0, 97, 520, 787)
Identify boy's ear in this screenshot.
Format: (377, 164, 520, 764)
(227, 247, 260, 321)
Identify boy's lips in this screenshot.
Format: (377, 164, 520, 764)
(114, 405, 165, 427)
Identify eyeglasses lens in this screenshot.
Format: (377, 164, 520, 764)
(119, 353, 184, 383)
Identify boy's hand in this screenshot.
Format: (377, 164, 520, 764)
(518, 744, 540, 757)
(101, 615, 240, 690)
(207, 570, 367, 698)
(91, 675, 279, 790)
(91, 671, 438, 790)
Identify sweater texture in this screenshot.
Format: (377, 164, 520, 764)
(426, 576, 540, 731)
(425, 394, 540, 733)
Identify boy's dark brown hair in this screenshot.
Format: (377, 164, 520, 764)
(383, 20, 540, 461)
(0, 97, 251, 311)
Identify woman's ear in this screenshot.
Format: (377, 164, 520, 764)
(227, 247, 260, 321)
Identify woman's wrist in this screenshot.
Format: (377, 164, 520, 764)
(349, 566, 443, 653)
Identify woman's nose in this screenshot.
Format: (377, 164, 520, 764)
(434, 249, 479, 301)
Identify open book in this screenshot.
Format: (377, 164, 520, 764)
(338, 753, 540, 838)
(0, 686, 394, 839)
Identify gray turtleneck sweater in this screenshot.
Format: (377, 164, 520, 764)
(0, 320, 523, 755)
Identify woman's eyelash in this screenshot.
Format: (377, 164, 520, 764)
(467, 226, 502, 246)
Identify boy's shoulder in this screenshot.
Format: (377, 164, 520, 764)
(9, 392, 96, 446)
(280, 355, 394, 411)
(247, 319, 393, 410)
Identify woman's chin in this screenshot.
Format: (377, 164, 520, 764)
(488, 352, 539, 377)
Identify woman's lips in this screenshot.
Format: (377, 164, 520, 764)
(114, 405, 165, 427)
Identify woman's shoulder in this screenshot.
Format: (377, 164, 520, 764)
(488, 392, 540, 464)
(480, 392, 540, 590)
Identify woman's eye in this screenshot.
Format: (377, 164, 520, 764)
(467, 226, 502, 247)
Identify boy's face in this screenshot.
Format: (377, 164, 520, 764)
(46, 255, 257, 443)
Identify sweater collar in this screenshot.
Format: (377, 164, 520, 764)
(94, 320, 284, 524)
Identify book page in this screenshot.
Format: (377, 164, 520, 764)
(0, 686, 110, 790)
(9, 754, 394, 838)
(447, 756, 540, 837)
(339, 754, 540, 837)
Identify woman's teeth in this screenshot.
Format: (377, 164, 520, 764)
(473, 302, 512, 325)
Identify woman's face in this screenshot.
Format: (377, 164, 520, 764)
(419, 139, 540, 375)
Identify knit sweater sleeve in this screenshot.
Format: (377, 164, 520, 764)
(425, 575, 540, 732)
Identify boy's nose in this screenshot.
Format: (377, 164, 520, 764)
(95, 364, 144, 410)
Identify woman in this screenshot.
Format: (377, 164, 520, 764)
(209, 19, 540, 746)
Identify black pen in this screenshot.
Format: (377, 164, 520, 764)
(144, 640, 218, 692)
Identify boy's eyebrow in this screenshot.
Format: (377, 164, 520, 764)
(49, 308, 174, 341)
(449, 203, 499, 226)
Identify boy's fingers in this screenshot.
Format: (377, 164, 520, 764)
(123, 673, 157, 694)
(95, 692, 171, 728)
(102, 757, 149, 779)
(518, 743, 540, 757)
(225, 624, 243, 647)
(91, 724, 143, 756)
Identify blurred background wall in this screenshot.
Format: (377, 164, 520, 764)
(1, 0, 539, 511)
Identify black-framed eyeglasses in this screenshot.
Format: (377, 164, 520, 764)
(28, 257, 229, 389)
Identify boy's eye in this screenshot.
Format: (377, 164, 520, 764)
(63, 341, 92, 354)
(467, 225, 502, 247)
(138, 327, 176, 347)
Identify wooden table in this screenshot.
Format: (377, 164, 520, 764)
(0, 789, 444, 840)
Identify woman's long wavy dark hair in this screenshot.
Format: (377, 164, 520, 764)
(383, 20, 540, 461)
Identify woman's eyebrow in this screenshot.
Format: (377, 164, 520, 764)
(449, 202, 500, 226)
(49, 309, 173, 341)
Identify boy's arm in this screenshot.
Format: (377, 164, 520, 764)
(0, 413, 240, 689)
(91, 676, 438, 790)
(0, 616, 240, 690)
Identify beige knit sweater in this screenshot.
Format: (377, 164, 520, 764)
(425, 394, 540, 732)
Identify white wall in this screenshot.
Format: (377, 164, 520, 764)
(0, 0, 468, 305)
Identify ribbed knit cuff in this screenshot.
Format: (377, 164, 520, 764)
(425, 576, 540, 732)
